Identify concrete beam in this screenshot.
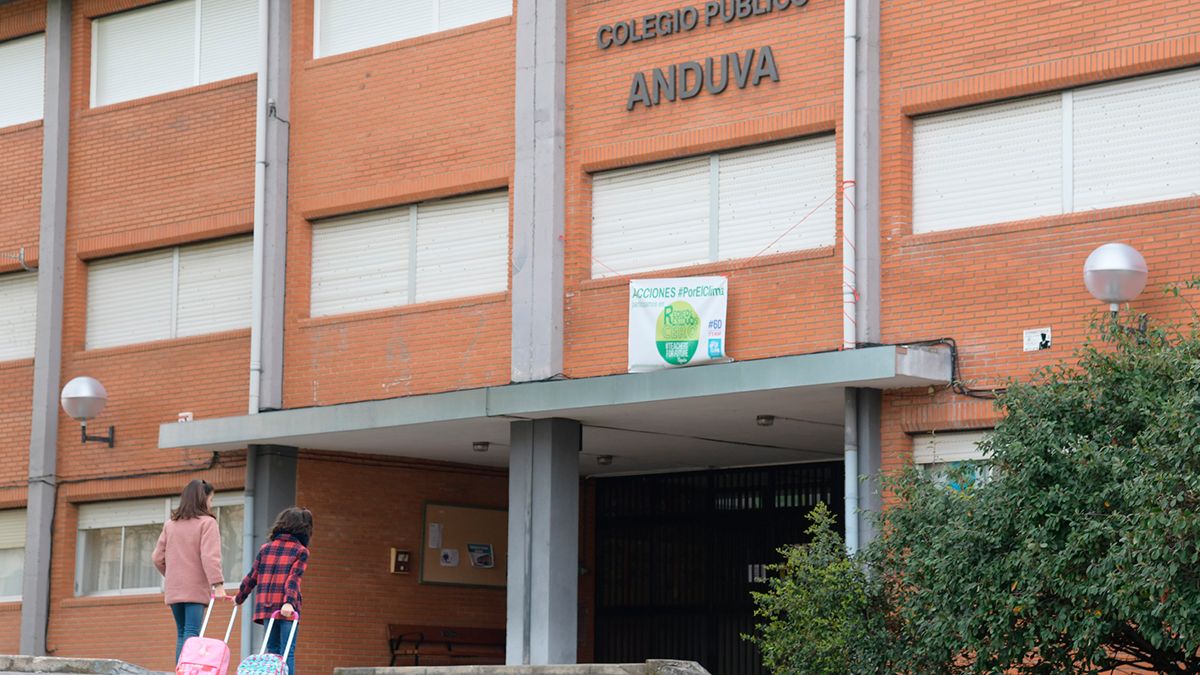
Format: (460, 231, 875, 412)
(21, 0, 71, 656)
(511, 0, 567, 383)
(507, 419, 580, 665)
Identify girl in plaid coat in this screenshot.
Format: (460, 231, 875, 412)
(235, 507, 312, 675)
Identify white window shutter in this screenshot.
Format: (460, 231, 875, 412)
(198, 0, 258, 84)
(311, 207, 411, 317)
(176, 236, 253, 337)
(437, 0, 510, 32)
(316, 0, 432, 58)
(717, 136, 836, 260)
(77, 498, 168, 530)
(0, 33, 44, 128)
(913, 95, 1063, 233)
(0, 272, 38, 361)
(0, 509, 26, 548)
(414, 192, 508, 303)
(592, 156, 711, 278)
(1073, 68, 1200, 212)
(93, 0, 196, 107)
(86, 249, 175, 349)
(912, 431, 991, 465)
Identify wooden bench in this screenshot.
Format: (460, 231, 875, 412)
(387, 624, 505, 666)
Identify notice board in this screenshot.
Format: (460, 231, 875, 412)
(421, 503, 507, 588)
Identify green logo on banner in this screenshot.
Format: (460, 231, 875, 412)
(655, 301, 700, 365)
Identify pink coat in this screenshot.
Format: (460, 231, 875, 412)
(152, 515, 224, 605)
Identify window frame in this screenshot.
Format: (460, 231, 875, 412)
(74, 493, 244, 598)
(312, 0, 513, 59)
(0, 32, 46, 128)
(912, 430, 993, 490)
(0, 508, 27, 602)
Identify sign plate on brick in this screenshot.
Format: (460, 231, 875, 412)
(1023, 327, 1051, 352)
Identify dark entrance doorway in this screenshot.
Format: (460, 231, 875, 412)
(593, 462, 844, 674)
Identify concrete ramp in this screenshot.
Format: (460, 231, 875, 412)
(0, 655, 168, 675)
(335, 661, 710, 675)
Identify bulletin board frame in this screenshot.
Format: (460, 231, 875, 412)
(419, 502, 508, 588)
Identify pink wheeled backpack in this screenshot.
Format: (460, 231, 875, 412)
(236, 611, 298, 675)
(176, 598, 238, 675)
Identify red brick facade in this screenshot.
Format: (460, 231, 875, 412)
(1, 0, 1198, 671)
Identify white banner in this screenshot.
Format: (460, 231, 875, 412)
(628, 277, 731, 373)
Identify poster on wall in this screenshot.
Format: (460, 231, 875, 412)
(628, 277, 731, 373)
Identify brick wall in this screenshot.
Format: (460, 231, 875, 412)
(563, 0, 845, 378)
(282, 1, 516, 407)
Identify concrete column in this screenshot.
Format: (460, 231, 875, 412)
(855, 389, 882, 546)
(21, 0, 71, 656)
(854, 0, 881, 345)
(241, 445, 298, 656)
(257, 0, 291, 411)
(506, 419, 580, 665)
(510, 0, 567, 382)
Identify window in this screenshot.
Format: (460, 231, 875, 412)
(591, 136, 836, 278)
(0, 272, 37, 362)
(86, 237, 252, 349)
(913, 67, 1200, 233)
(91, 0, 257, 107)
(310, 190, 509, 317)
(314, 0, 511, 58)
(75, 494, 243, 596)
(912, 430, 992, 490)
(0, 509, 26, 600)
(0, 33, 44, 128)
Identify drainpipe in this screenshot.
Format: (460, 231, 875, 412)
(242, 0, 269, 657)
(842, 0, 860, 554)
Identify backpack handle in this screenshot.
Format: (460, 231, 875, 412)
(259, 611, 300, 660)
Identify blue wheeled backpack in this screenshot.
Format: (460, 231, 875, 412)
(236, 611, 298, 675)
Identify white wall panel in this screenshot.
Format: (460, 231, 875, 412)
(176, 237, 252, 337)
(87, 249, 174, 349)
(311, 208, 410, 317)
(0, 33, 44, 128)
(718, 136, 836, 260)
(592, 157, 711, 278)
(414, 191, 508, 303)
(199, 0, 257, 84)
(0, 509, 25, 548)
(913, 95, 1062, 233)
(77, 498, 168, 530)
(1073, 68, 1200, 212)
(317, 0, 431, 58)
(93, 0, 195, 107)
(0, 272, 37, 361)
(912, 431, 991, 465)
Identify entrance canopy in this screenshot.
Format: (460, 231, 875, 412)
(159, 345, 950, 475)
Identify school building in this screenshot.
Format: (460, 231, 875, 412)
(0, 0, 1197, 672)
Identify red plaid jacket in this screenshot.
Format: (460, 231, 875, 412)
(235, 533, 309, 623)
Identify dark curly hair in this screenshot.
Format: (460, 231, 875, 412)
(270, 506, 313, 547)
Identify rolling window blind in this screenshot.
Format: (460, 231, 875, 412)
(0, 33, 45, 128)
(912, 431, 991, 465)
(316, 0, 511, 58)
(414, 191, 509, 303)
(310, 208, 411, 317)
(1072, 68, 1200, 212)
(92, 0, 256, 107)
(310, 191, 509, 316)
(592, 157, 711, 278)
(591, 136, 837, 278)
(0, 509, 25, 548)
(913, 95, 1063, 233)
(86, 237, 252, 349)
(0, 272, 38, 361)
(717, 136, 836, 260)
(176, 237, 253, 337)
(77, 498, 168, 530)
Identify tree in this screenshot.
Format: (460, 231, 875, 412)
(751, 317, 1200, 673)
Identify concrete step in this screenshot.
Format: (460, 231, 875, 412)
(335, 661, 710, 675)
(0, 656, 169, 675)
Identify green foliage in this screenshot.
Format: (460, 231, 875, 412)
(745, 502, 892, 674)
(751, 314, 1200, 673)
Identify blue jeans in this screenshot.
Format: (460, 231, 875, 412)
(265, 619, 298, 675)
(170, 602, 206, 664)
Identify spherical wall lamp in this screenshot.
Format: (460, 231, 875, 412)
(61, 376, 115, 447)
(1083, 243, 1148, 313)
